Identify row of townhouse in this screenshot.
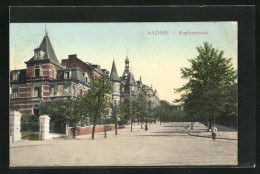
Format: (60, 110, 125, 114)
(10, 32, 160, 116)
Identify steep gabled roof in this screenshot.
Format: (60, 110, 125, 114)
(39, 34, 60, 63)
(110, 60, 119, 82)
(25, 33, 62, 67)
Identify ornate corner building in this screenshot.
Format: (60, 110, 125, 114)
(10, 33, 160, 116)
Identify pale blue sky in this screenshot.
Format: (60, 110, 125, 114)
(10, 22, 237, 102)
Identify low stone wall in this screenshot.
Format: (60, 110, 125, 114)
(67, 124, 117, 137)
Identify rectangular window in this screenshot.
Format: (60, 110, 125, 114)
(79, 89, 82, 96)
(113, 85, 116, 92)
(13, 89, 18, 99)
(52, 69, 55, 78)
(58, 85, 64, 96)
(86, 77, 88, 83)
(50, 87, 55, 96)
(12, 73, 18, 81)
(34, 87, 40, 97)
(34, 108, 40, 116)
(65, 72, 70, 79)
(35, 69, 40, 77)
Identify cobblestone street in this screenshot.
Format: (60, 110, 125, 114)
(10, 122, 237, 167)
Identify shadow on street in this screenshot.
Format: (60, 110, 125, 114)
(136, 134, 189, 137)
(188, 132, 237, 141)
(154, 131, 188, 134)
(11, 144, 52, 148)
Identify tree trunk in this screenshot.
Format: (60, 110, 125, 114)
(73, 121, 77, 138)
(91, 124, 96, 139)
(115, 121, 118, 135)
(104, 126, 107, 138)
(91, 113, 98, 139)
(131, 118, 133, 131)
(145, 119, 148, 131)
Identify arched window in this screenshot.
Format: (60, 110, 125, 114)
(35, 66, 40, 77)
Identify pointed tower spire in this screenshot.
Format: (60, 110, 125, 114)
(110, 60, 119, 82)
(25, 32, 61, 67)
(123, 56, 130, 78)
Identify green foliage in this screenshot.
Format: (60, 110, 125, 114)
(119, 94, 153, 125)
(110, 103, 121, 125)
(80, 76, 111, 139)
(120, 97, 132, 124)
(40, 100, 72, 124)
(22, 131, 39, 140)
(135, 94, 149, 121)
(175, 42, 238, 124)
(153, 100, 187, 122)
(21, 111, 38, 123)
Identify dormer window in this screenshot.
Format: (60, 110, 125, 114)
(64, 72, 70, 79)
(35, 66, 40, 77)
(34, 49, 44, 59)
(12, 72, 19, 81)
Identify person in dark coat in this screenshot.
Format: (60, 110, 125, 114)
(212, 125, 217, 141)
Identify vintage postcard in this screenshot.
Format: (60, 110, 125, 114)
(9, 22, 238, 167)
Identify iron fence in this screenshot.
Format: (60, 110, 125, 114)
(50, 122, 66, 134)
(21, 121, 39, 132)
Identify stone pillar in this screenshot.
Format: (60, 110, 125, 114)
(39, 115, 50, 140)
(10, 111, 22, 143)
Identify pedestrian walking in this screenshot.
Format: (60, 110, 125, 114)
(212, 125, 217, 141)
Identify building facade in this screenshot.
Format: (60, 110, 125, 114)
(10, 33, 159, 116)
